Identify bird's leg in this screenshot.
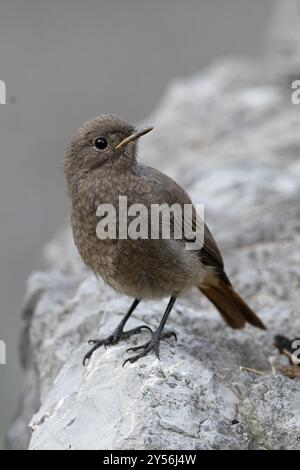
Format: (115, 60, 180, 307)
(123, 297, 177, 366)
(83, 299, 152, 365)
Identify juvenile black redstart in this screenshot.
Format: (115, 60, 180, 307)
(64, 115, 265, 366)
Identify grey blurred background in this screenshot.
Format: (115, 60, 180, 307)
(0, 0, 273, 448)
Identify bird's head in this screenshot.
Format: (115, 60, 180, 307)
(64, 114, 153, 184)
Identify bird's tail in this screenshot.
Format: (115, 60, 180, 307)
(199, 279, 266, 330)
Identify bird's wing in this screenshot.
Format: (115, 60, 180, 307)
(136, 165, 225, 273)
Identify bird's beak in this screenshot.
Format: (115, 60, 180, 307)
(115, 126, 154, 150)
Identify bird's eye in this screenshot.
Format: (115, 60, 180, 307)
(94, 137, 108, 150)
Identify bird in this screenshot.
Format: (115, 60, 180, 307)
(64, 114, 266, 366)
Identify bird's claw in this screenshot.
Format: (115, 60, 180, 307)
(166, 330, 177, 343)
(83, 324, 152, 366)
(123, 329, 177, 367)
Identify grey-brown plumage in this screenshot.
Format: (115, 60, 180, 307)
(64, 114, 266, 365)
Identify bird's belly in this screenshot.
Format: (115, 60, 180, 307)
(72, 219, 210, 299)
(105, 239, 204, 299)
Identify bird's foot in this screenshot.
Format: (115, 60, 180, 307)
(83, 324, 152, 365)
(123, 330, 177, 366)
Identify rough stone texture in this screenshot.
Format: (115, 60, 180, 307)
(7, 6, 300, 450)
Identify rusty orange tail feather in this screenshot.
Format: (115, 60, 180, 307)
(199, 279, 266, 330)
